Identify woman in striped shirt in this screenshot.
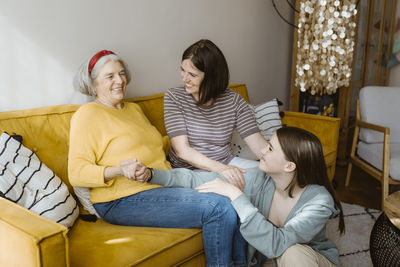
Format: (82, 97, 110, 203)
(164, 39, 268, 188)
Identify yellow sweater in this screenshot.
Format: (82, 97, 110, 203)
(68, 102, 171, 203)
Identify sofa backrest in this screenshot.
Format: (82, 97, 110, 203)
(359, 86, 400, 144)
(125, 84, 250, 136)
(0, 105, 79, 192)
(0, 84, 249, 191)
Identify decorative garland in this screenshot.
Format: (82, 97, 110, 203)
(295, 0, 358, 95)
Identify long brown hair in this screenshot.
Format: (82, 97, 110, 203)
(182, 39, 229, 105)
(276, 126, 345, 233)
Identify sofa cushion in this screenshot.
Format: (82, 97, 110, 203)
(357, 141, 400, 181)
(68, 218, 204, 267)
(359, 86, 400, 144)
(0, 132, 79, 228)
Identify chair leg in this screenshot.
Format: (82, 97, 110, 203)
(345, 161, 353, 187)
(381, 174, 389, 210)
(381, 130, 390, 210)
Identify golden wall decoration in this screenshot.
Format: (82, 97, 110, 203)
(295, 0, 358, 95)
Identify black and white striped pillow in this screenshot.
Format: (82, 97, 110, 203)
(252, 98, 282, 140)
(0, 132, 79, 228)
(231, 99, 282, 159)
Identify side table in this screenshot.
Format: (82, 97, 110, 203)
(370, 191, 400, 267)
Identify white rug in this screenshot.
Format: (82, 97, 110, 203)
(326, 202, 381, 267)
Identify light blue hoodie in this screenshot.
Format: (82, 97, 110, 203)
(151, 167, 340, 267)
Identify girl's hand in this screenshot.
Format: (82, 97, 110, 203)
(216, 165, 246, 190)
(195, 178, 243, 201)
(135, 162, 152, 182)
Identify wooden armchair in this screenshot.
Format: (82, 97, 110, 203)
(345, 86, 400, 209)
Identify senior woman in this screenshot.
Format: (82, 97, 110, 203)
(68, 50, 246, 267)
(164, 39, 268, 187)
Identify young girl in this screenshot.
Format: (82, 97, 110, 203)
(139, 126, 344, 267)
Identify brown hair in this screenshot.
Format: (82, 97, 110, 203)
(182, 39, 229, 105)
(276, 126, 345, 233)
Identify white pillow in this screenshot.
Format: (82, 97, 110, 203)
(231, 130, 258, 160)
(0, 132, 79, 228)
(253, 98, 282, 140)
(231, 99, 282, 159)
(73, 187, 100, 218)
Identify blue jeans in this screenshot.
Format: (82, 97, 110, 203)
(94, 187, 246, 267)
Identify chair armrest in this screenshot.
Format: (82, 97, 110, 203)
(0, 198, 69, 267)
(281, 111, 341, 151)
(357, 119, 390, 135)
(281, 111, 340, 180)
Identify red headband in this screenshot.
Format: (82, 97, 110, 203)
(88, 50, 115, 75)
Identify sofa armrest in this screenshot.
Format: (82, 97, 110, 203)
(0, 198, 69, 267)
(281, 111, 341, 180)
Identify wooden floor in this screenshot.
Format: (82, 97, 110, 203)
(333, 164, 400, 210)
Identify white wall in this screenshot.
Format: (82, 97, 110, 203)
(0, 0, 294, 112)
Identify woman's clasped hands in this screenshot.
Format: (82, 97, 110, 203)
(119, 158, 151, 182)
(119, 158, 246, 200)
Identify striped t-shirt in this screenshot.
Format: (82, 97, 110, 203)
(164, 87, 259, 169)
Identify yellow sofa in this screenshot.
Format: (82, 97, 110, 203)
(0, 84, 339, 267)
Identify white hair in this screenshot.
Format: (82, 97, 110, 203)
(73, 52, 131, 96)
